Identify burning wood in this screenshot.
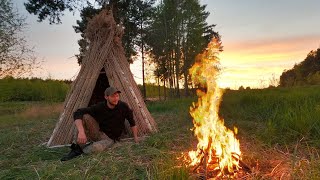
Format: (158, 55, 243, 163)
(191, 150, 252, 179)
(186, 38, 250, 178)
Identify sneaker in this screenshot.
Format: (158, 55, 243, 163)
(60, 143, 83, 161)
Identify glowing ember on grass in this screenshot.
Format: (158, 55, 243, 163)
(187, 38, 241, 178)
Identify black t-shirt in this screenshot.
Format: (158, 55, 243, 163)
(73, 100, 135, 140)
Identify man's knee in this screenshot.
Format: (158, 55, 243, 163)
(81, 114, 100, 141)
(83, 114, 95, 123)
(82, 139, 114, 154)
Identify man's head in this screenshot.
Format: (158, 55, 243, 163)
(104, 87, 121, 106)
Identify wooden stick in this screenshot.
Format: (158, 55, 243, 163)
(232, 154, 252, 173)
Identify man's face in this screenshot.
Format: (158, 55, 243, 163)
(105, 92, 120, 106)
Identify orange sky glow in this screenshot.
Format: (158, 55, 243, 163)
(217, 35, 320, 88)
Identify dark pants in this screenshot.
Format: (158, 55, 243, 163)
(78, 114, 114, 154)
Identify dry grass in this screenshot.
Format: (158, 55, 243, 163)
(239, 136, 320, 179)
(18, 103, 63, 119)
(239, 137, 291, 179)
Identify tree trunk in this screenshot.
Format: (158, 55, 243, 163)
(141, 22, 146, 99)
(175, 34, 181, 98)
(157, 76, 161, 100)
(184, 70, 189, 96)
(163, 79, 167, 100)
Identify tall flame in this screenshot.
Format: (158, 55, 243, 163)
(188, 38, 241, 176)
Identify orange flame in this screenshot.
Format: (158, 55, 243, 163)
(188, 38, 241, 176)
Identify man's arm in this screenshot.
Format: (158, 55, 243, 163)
(75, 119, 87, 144)
(122, 102, 138, 143)
(131, 125, 138, 143)
(73, 105, 99, 144)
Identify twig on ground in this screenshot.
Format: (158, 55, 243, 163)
(33, 166, 40, 179)
(270, 161, 282, 175)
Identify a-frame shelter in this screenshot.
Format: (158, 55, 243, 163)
(47, 10, 157, 147)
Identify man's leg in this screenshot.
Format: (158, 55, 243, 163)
(81, 114, 114, 154)
(82, 114, 101, 142)
(61, 114, 113, 161)
(82, 132, 114, 154)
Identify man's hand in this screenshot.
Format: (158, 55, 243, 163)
(75, 119, 87, 144)
(131, 126, 139, 143)
(134, 136, 146, 144)
(134, 136, 139, 143)
(77, 132, 87, 144)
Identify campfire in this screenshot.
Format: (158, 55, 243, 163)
(186, 38, 250, 178)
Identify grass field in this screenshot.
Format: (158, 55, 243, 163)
(1, 86, 320, 179)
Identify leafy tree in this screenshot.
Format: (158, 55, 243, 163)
(0, 0, 39, 78)
(238, 86, 245, 90)
(146, 2, 174, 99)
(147, 0, 219, 97)
(180, 0, 220, 96)
(279, 69, 296, 86)
(280, 48, 320, 86)
(307, 71, 320, 85)
(133, 0, 155, 98)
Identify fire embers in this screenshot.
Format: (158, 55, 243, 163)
(190, 149, 251, 179)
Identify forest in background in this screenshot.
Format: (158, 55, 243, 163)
(280, 48, 320, 86)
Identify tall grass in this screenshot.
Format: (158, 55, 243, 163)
(138, 83, 167, 98)
(0, 77, 69, 102)
(220, 86, 320, 146)
(138, 83, 194, 98)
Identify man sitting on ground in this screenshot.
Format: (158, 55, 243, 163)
(61, 86, 138, 161)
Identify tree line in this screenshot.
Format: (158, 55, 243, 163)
(280, 48, 320, 87)
(0, 76, 69, 102)
(24, 0, 220, 99)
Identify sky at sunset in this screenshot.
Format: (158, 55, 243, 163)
(13, 0, 320, 89)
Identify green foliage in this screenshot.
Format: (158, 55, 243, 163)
(138, 83, 170, 98)
(280, 48, 320, 86)
(0, 77, 69, 102)
(147, 97, 195, 113)
(220, 86, 320, 146)
(147, 0, 219, 97)
(24, 0, 78, 24)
